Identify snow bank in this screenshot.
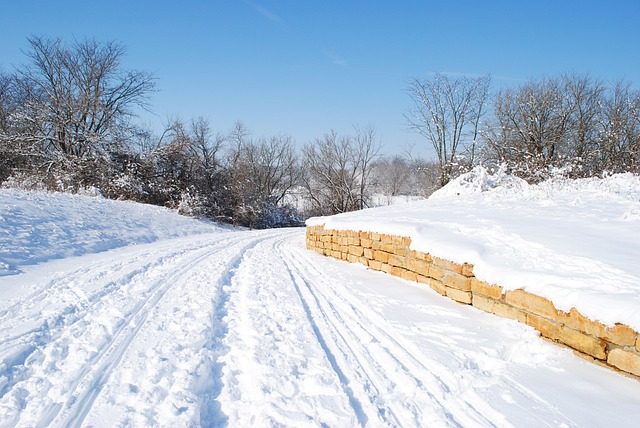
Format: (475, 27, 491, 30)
(0, 189, 225, 276)
(307, 167, 640, 332)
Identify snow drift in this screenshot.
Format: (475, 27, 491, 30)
(307, 167, 640, 332)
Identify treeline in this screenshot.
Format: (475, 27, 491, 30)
(1, 37, 437, 227)
(407, 73, 640, 185)
(2, 37, 637, 228)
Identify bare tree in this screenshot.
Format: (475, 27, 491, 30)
(12, 36, 156, 163)
(406, 73, 491, 187)
(303, 127, 380, 216)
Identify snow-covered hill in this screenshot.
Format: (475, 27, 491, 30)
(1, 187, 640, 426)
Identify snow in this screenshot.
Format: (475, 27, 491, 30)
(1, 188, 640, 426)
(308, 167, 640, 332)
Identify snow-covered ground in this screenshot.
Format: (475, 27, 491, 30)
(1, 187, 640, 427)
(309, 167, 640, 333)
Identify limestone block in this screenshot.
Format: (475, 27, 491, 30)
(388, 255, 406, 268)
(472, 295, 527, 323)
(442, 270, 471, 291)
(393, 246, 408, 256)
(558, 309, 637, 346)
(370, 232, 381, 242)
(560, 326, 607, 360)
(406, 258, 430, 277)
(321, 235, 332, 243)
(432, 257, 463, 275)
(601, 324, 638, 347)
(380, 263, 392, 274)
(462, 263, 474, 277)
(358, 256, 369, 267)
(428, 266, 445, 281)
(360, 238, 373, 248)
(607, 348, 640, 377)
(348, 237, 360, 246)
(470, 278, 504, 299)
(429, 279, 447, 296)
(373, 250, 390, 263)
(381, 234, 394, 244)
(359, 231, 371, 239)
(527, 314, 562, 341)
(637, 335, 640, 353)
(331, 250, 341, 259)
(401, 269, 418, 282)
(348, 246, 364, 257)
(368, 260, 382, 271)
(381, 243, 397, 254)
(363, 248, 374, 259)
(347, 254, 359, 263)
(505, 289, 559, 320)
(390, 266, 407, 278)
(371, 240, 382, 250)
(446, 287, 472, 304)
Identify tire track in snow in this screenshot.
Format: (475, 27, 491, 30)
(278, 236, 514, 426)
(278, 234, 581, 427)
(0, 233, 253, 427)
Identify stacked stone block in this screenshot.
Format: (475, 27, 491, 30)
(306, 225, 640, 379)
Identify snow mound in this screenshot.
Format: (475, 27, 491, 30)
(0, 189, 225, 276)
(429, 165, 529, 199)
(307, 169, 640, 332)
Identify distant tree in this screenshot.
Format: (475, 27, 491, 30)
(302, 127, 381, 216)
(406, 73, 491, 187)
(6, 36, 156, 187)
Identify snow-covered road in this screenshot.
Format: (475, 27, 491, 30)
(2, 226, 639, 427)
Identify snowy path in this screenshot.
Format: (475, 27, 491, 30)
(1, 228, 639, 427)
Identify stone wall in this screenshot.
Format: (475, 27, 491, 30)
(306, 225, 640, 380)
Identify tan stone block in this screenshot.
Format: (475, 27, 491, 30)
(368, 259, 382, 270)
(388, 255, 406, 268)
(560, 326, 607, 360)
(390, 235, 405, 245)
(360, 238, 373, 248)
(381, 234, 394, 244)
(505, 289, 559, 320)
(348, 246, 364, 257)
(601, 324, 638, 347)
(471, 294, 496, 314)
(393, 246, 408, 256)
(371, 240, 382, 250)
(321, 235, 332, 243)
(314, 247, 325, 256)
(370, 232, 381, 242)
(348, 237, 360, 246)
(637, 335, 640, 353)
(406, 258, 430, 277)
(473, 295, 527, 323)
(461, 263, 474, 277)
(428, 266, 444, 281)
(381, 243, 397, 254)
(330, 250, 341, 259)
(432, 257, 463, 275)
(607, 348, 640, 377)
(380, 263, 391, 274)
(527, 314, 562, 341)
(390, 266, 407, 278)
(470, 278, 504, 299)
(442, 270, 471, 291)
(401, 269, 418, 282)
(347, 254, 359, 263)
(373, 250, 390, 263)
(416, 274, 430, 285)
(446, 287, 472, 304)
(341, 252, 348, 261)
(359, 231, 371, 239)
(363, 248, 374, 259)
(358, 256, 369, 267)
(429, 279, 447, 296)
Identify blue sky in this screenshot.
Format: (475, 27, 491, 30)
(1, 0, 639, 157)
